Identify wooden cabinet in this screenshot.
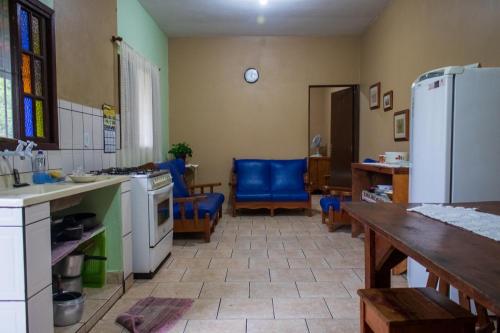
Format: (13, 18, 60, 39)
(308, 157, 331, 192)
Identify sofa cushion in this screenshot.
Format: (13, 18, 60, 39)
(235, 192, 272, 202)
(270, 159, 307, 192)
(210, 192, 225, 207)
(157, 160, 190, 198)
(173, 193, 221, 219)
(234, 159, 270, 193)
(272, 191, 309, 202)
(320, 196, 351, 213)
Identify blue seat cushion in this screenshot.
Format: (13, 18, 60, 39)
(320, 196, 351, 213)
(270, 159, 307, 192)
(234, 159, 270, 193)
(235, 192, 272, 202)
(272, 191, 309, 202)
(173, 193, 222, 219)
(157, 160, 190, 198)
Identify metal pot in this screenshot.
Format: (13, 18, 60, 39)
(59, 276, 82, 293)
(64, 213, 100, 231)
(54, 252, 107, 278)
(53, 291, 85, 327)
(61, 224, 83, 241)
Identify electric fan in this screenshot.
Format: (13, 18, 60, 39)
(310, 134, 322, 157)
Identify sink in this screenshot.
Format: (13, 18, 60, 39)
(0, 183, 73, 196)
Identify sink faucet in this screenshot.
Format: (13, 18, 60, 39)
(1, 140, 27, 159)
(24, 140, 38, 158)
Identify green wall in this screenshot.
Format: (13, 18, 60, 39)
(117, 0, 169, 159)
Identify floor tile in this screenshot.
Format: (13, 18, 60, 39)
(306, 319, 359, 333)
(169, 258, 212, 269)
(274, 298, 332, 319)
(182, 299, 220, 319)
(200, 282, 249, 298)
(153, 268, 186, 282)
(288, 258, 330, 269)
(270, 268, 316, 282)
(250, 257, 289, 269)
(324, 297, 360, 319)
(182, 268, 228, 282)
(296, 282, 351, 298)
(152, 282, 203, 298)
(250, 282, 299, 298)
(226, 268, 270, 282)
(120, 282, 157, 299)
(184, 319, 246, 333)
(247, 319, 309, 333)
(218, 298, 273, 319)
(209, 258, 249, 269)
(311, 268, 359, 282)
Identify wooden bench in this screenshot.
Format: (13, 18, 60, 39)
(358, 288, 476, 333)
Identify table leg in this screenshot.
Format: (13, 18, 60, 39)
(365, 226, 407, 289)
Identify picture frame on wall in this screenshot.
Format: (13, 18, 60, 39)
(383, 90, 393, 111)
(369, 82, 381, 110)
(394, 109, 409, 141)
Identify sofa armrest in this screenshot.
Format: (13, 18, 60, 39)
(174, 195, 208, 221)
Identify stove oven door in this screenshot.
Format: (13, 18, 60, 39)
(148, 183, 174, 247)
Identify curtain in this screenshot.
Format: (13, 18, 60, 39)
(119, 42, 162, 167)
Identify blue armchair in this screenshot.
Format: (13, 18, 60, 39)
(157, 159, 224, 242)
(230, 158, 311, 217)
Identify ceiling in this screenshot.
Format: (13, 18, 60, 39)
(139, 0, 391, 37)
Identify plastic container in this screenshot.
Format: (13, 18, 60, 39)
(81, 232, 107, 288)
(32, 150, 48, 184)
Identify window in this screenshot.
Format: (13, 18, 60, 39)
(0, 0, 57, 149)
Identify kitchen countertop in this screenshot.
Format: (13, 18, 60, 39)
(0, 175, 130, 207)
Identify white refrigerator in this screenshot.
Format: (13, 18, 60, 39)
(408, 65, 500, 288)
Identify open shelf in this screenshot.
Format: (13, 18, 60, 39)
(52, 226, 105, 266)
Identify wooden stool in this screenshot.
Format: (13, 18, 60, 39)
(358, 288, 476, 333)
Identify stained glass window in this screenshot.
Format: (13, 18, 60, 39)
(20, 9, 30, 51)
(35, 100, 44, 137)
(32, 16, 41, 55)
(34, 59, 42, 96)
(0, 0, 14, 138)
(24, 96, 33, 137)
(21, 54, 32, 94)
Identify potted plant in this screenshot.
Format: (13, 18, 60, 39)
(168, 142, 193, 161)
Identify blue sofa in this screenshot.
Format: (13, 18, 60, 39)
(230, 158, 311, 216)
(157, 159, 224, 242)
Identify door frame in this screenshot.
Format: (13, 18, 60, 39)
(307, 84, 360, 163)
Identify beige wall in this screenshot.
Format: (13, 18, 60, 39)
(360, 0, 500, 159)
(55, 0, 117, 108)
(169, 37, 360, 196)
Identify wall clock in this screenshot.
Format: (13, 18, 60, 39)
(244, 68, 259, 84)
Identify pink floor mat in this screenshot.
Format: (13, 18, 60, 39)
(116, 297, 193, 333)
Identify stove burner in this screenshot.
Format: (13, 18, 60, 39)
(96, 167, 165, 177)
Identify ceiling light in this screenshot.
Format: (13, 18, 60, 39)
(259, 0, 268, 6)
(256, 15, 266, 24)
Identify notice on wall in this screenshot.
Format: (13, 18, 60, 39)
(102, 104, 116, 153)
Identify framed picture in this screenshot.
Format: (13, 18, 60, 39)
(369, 82, 381, 110)
(394, 109, 409, 141)
(383, 90, 393, 111)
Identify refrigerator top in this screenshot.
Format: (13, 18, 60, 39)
(412, 63, 481, 86)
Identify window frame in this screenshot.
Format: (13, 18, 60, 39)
(0, 0, 58, 150)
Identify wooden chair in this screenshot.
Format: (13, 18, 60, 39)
(426, 271, 495, 333)
(320, 175, 352, 231)
(358, 288, 476, 333)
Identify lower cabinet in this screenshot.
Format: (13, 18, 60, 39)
(123, 232, 133, 279)
(0, 301, 26, 332)
(28, 285, 53, 333)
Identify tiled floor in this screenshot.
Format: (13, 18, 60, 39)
(91, 197, 407, 332)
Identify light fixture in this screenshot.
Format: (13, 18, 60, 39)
(259, 0, 268, 6)
(256, 15, 266, 24)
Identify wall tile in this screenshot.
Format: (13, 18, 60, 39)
(83, 114, 93, 149)
(59, 99, 71, 110)
(61, 150, 73, 174)
(71, 102, 83, 113)
(83, 150, 94, 172)
(59, 108, 73, 149)
(82, 105, 93, 115)
(0, 157, 13, 175)
(47, 150, 62, 170)
(93, 116, 103, 150)
(93, 108, 103, 117)
(102, 153, 110, 169)
(72, 150, 84, 171)
(109, 153, 116, 168)
(116, 120, 121, 150)
(13, 155, 32, 173)
(72, 112, 84, 149)
(93, 150, 103, 170)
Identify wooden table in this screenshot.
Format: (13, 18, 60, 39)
(342, 201, 500, 316)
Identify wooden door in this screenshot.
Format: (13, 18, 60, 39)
(330, 87, 357, 188)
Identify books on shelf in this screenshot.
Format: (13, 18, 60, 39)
(362, 190, 392, 203)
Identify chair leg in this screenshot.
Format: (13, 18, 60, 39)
(204, 213, 211, 242)
(475, 301, 495, 333)
(232, 204, 237, 217)
(321, 212, 326, 224)
(327, 207, 335, 232)
(219, 207, 223, 218)
(270, 208, 275, 217)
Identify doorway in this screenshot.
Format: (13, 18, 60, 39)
(308, 85, 359, 191)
